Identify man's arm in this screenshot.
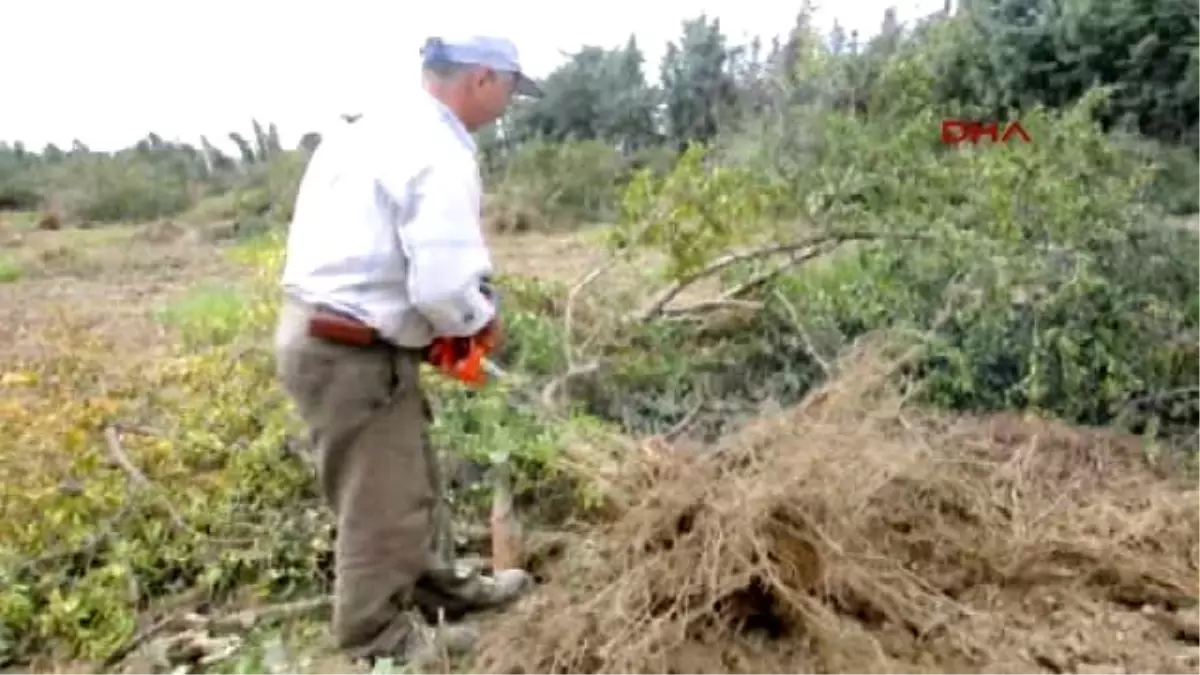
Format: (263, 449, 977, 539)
(379, 162, 495, 338)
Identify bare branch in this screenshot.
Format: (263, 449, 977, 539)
(662, 401, 704, 441)
(112, 423, 166, 437)
(659, 241, 844, 317)
(771, 288, 832, 376)
(719, 252, 811, 298)
(207, 596, 332, 632)
(563, 261, 615, 375)
(660, 299, 764, 316)
(102, 596, 332, 669)
(104, 426, 188, 530)
(104, 426, 152, 488)
(632, 230, 898, 321)
(102, 612, 181, 668)
(539, 361, 601, 410)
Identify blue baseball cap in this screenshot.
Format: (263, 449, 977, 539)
(420, 36, 543, 98)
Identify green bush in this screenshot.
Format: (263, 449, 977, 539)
(0, 139, 309, 230)
(227, 152, 308, 223)
(490, 140, 628, 226)
(39, 156, 195, 224)
(1120, 136, 1200, 215)
(607, 88, 1199, 440)
(0, 176, 41, 212)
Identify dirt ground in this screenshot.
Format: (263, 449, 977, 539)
(0, 223, 242, 361)
(0, 222, 602, 356)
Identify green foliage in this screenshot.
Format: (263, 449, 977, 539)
(0, 156, 41, 211)
(1, 3, 1198, 668)
(504, 40, 658, 151)
(0, 123, 308, 228)
(611, 88, 1199, 440)
(428, 380, 564, 493)
(490, 141, 628, 225)
(0, 235, 605, 667)
(0, 340, 315, 665)
(936, 0, 1199, 145)
(154, 285, 252, 349)
(492, 276, 571, 375)
(1118, 136, 1200, 216)
(483, 140, 684, 231)
(660, 15, 740, 147)
(0, 256, 20, 284)
(425, 274, 607, 516)
(60, 158, 193, 223)
(480, 0, 1197, 220)
(1, 0, 1196, 235)
(614, 143, 782, 277)
(227, 153, 309, 223)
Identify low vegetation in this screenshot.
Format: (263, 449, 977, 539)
(1, 0, 1196, 672)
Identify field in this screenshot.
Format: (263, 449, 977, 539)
(3, 4, 1200, 669)
(1, 197, 1197, 673)
(0, 216, 609, 672)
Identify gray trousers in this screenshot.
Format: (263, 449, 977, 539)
(275, 297, 488, 659)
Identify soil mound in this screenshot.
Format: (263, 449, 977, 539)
(475, 352, 1199, 673)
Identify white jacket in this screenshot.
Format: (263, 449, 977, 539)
(281, 89, 494, 348)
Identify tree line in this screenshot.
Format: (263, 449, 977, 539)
(477, 0, 1197, 163)
(0, 0, 1195, 223)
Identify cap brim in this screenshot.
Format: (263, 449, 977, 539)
(514, 73, 543, 98)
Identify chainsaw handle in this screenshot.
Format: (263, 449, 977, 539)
(425, 283, 500, 387)
(426, 332, 494, 387)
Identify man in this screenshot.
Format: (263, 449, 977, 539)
(274, 35, 543, 666)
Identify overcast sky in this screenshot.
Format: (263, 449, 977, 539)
(2, 0, 944, 152)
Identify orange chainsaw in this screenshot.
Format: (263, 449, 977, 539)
(423, 284, 501, 387)
(424, 328, 497, 387)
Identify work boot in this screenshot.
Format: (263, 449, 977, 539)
(476, 568, 534, 607)
(414, 567, 534, 622)
(402, 620, 479, 669)
(375, 615, 480, 671)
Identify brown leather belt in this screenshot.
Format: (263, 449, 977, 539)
(307, 305, 387, 348)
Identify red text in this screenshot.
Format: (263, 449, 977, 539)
(941, 120, 1032, 145)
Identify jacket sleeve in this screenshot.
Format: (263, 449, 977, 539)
(378, 160, 496, 338)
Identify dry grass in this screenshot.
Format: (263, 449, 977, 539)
(0, 222, 247, 361)
(474, 345, 1200, 674)
(490, 230, 609, 283)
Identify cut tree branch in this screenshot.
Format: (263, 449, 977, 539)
(632, 230, 901, 321)
(563, 261, 615, 378)
(104, 426, 188, 530)
(102, 596, 332, 668)
(660, 299, 765, 316)
(539, 361, 601, 410)
(772, 288, 831, 375)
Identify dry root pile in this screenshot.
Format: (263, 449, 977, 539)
(475, 356, 1200, 674)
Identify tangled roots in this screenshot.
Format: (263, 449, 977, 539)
(475, 352, 1199, 674)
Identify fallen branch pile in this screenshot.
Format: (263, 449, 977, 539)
(474, 347, 1200, 674)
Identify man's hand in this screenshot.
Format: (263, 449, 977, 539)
(478, 279, 504, 353)
(480, 317, 505, 354)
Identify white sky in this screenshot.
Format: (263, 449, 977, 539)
(1, 0, 944, 152)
